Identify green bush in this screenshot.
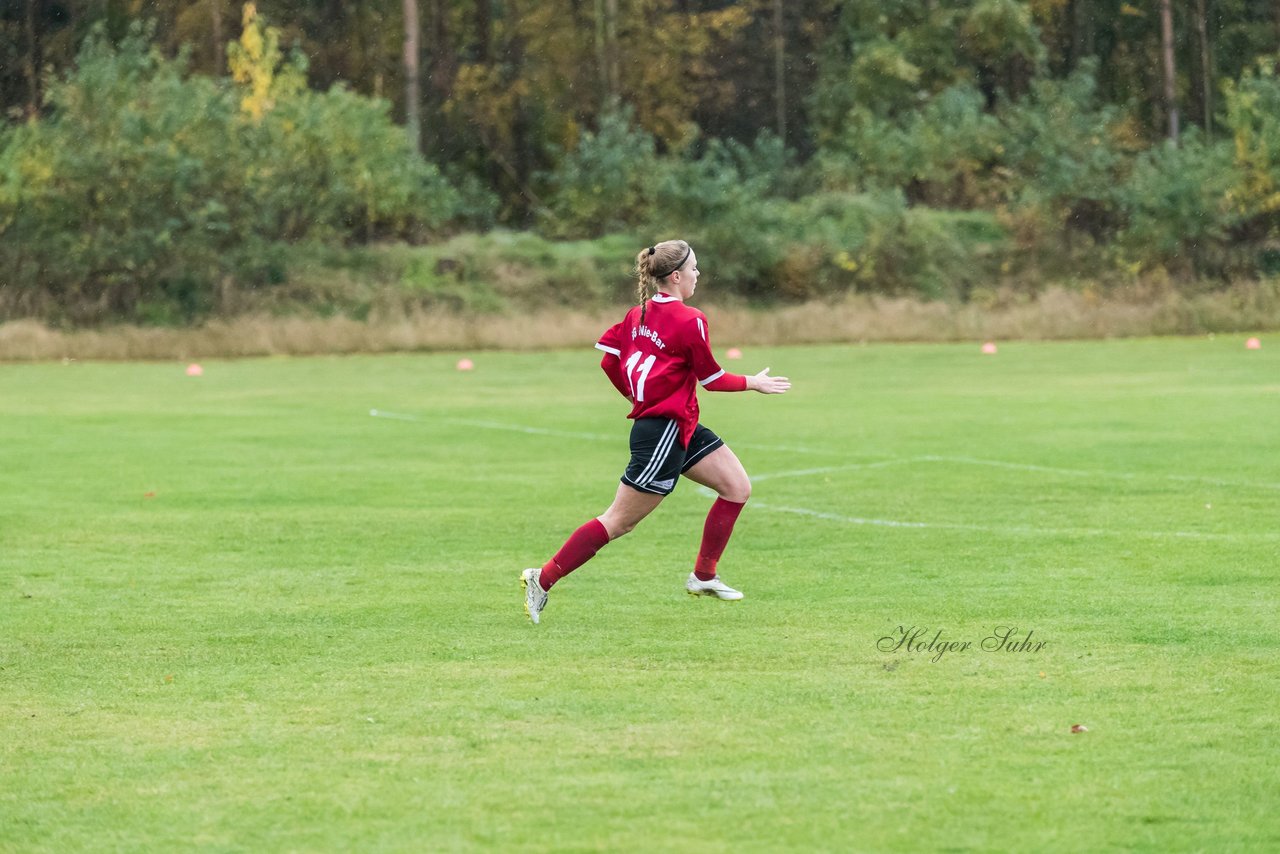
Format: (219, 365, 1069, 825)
(653, 187, 1008, 302)
(400, 230, 636, 309)
(813, 63, 1131, 233)
(774, 193, 1007, 300)
(246, 83, 464, 244)
(538, 119, 806, 292)
(995, 62, 1130, 236)
(538, 108, 802, 237)
(537, 106, 658, 238)
(1117, 131, 1239, 276)
(814, 83, 1003, 208)
(0, 25, 243, 321)
(0, 21, 469, 324)
(643, 136, 804, 295)
(1220, 60, 1280, 241)
(283, 231, 637, 315)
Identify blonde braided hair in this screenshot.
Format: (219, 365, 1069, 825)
(634, 240, 691, 323)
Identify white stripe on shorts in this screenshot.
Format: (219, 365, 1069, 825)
(680, 435, 721, 471)
(636, 421, 678, 486)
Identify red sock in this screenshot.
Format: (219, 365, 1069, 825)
(540, 518, 611, 589)
(695, 498, 746, 580)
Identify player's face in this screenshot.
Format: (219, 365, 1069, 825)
(671, 251, 700, 299)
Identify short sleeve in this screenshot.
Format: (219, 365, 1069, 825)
(595, 321, 624, 358)
(595, 320, 631, 399)
(686, 312, 726, 387)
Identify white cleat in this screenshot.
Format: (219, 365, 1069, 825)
(521, 568, 548, 624)
(685, 573, 744, 600)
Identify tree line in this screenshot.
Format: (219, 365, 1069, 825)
(1, 2, 1278, 324)
(6, 2, 1278, 214)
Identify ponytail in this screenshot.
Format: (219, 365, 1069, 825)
(634, 239, 691, 323)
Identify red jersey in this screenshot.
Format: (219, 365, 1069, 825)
(595, 293, 743, 446)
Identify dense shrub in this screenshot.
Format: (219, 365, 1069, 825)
(0, 27, 243, 321)
(995, 62, 1132, 240)
(1116, 132, 1239, 276)
(0, 20, 470, 323)
(814, 83, 1003, 208)
(1108, 64, 1280, 279)
(4, 18, 1280, 328)
(770, 194, 1007, 300)
(651, 188, 1008, 302)
(641, 134, 801, 293)
(1220, 61, 1280, 243)
(535, 106, 1008, 301)
(536, 107, 658, 239)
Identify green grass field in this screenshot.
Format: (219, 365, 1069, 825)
(2, 337, 1278, 852)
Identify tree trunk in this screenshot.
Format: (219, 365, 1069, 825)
(773, 0, 786, 141)
(429, 0, 454, 101)
(211, 0, 224, 77)
(604, 0, 619, 101)
(24, 0, 41, 116)
(1159, 0, 1179, 141)
(1194, 0, 1211, 134)
(403, 0, 422, 155)
(594, 0, 608, 106)
(474, 0, 492, 63)
(1070, 0, 1095, 67)
(505, 0, 534, 222)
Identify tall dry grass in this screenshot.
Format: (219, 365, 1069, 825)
(2, 284, 1277, 362)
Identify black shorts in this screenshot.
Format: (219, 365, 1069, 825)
(621, 418, 724, 496)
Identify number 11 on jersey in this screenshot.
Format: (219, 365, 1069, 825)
(624, 352, 656, 402)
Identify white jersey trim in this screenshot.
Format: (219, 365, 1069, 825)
(651, 293, 682, 303)
(594, 343, 621, 357)
(698, 369, 726, 386)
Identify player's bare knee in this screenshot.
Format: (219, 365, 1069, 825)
(720, 477, 750, 504)
(598, 514, 632, 539)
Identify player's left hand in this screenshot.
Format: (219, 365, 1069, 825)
(748, 367, 791, 394)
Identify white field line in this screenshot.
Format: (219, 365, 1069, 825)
(750, 455, 1280, 492)
(744, 499, 1280, 543)
(740, 458, 1280, 541)
(369, 408, 840, 455)
(371, 409, 615, 442)
(732, 441, 845, 456)
(373, 409, 1279, 539)
(748, 458, 925, 482)
(374, 408, 1280, 493)
(693, 486, 1277, 542)
(918, 454, 1280, 492)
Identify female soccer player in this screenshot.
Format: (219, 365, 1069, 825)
(521, 239, 790, 624)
